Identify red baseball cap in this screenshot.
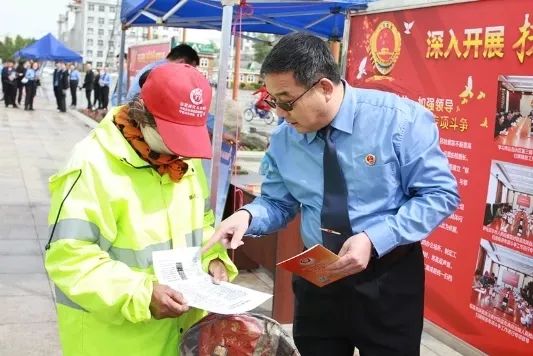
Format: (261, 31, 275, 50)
(141, 63, 213, 159)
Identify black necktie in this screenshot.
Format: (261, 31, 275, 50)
(320, 126, 352, 253)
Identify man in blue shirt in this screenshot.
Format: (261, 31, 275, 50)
(98, 67, 111, 110)
(205, 33, 459, 355)
(68, 63, 81, 108)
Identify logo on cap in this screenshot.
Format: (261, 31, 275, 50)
(190, 88, 203, 105)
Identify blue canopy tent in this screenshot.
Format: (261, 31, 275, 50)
(14, 33, 82, 62)
(119, 0, 371, 216)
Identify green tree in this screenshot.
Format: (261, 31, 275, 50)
(0, 35, 35, 61)
(253, 34, 276, 63)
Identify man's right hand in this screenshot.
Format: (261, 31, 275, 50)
(202, 210, 251, 253)
(149, 283, 189, 320)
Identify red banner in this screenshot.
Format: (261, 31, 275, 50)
(127, 42, 170, 85)
(347, 1, 533, 355)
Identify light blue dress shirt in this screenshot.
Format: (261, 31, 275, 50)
(69, 69, 80, 81)
(99, 72, 111, 87)
(24, 68, 35, 81)
(244, 82, 460, 257)
(126, 59, 167, 101)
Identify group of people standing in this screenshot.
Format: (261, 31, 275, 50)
(52, 61, 112, 113)
(1, 59, 41, 110)
(81, 63, 112, 111)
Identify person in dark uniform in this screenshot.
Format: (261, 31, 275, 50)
(68, 63, 81, 108)
(15, 60, 27, 105)
(82, 63, 94, 110)
(93, 68, 101, 110)
(52, 62, 63, 111)
(2, 60, 18, 108)
(23, 61, 38, 111)
(2, 59, 15, 105)
(57, 62, 69, 113)
(205, 33, 460, 356)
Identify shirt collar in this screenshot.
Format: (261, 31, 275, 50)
(305, 80, 356, 144)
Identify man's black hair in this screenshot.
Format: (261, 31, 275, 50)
(166, 44, 200, 66)
(139, 69, 152, 89)
(261, 32, 340, 88)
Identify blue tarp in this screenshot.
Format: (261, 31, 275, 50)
(14, 33, 83, 62)
(121, 0, 371, 39)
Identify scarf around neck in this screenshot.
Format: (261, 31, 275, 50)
(114, 106, 189, 183)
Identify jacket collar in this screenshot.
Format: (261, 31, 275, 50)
(94, 106, 196, 179)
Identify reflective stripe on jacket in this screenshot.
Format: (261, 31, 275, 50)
(45, 106, 238, 356)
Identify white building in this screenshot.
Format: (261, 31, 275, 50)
(57, 0, 182, 69)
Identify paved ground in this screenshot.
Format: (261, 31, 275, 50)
(0, 87, 469, 355)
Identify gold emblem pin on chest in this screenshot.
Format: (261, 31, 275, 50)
(364, 154, 377, 166)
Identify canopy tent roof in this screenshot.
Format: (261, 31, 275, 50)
(121, 0, 371, 40)
(14, 33, 83, 62)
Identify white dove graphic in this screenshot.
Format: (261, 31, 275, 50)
(404, 21, 414, 34)
(356, 57, 367, 80)
(466, 76, 473, 91)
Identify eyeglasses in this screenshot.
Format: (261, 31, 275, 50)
(263, 80, 321, 112)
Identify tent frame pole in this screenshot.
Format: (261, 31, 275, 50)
(117, 28, 126, 106)
(209, 0, 236, 217)
(340, 12, 351, 78)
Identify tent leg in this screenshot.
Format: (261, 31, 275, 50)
(209, 1, 234, 219)
(340, 13, 351, 79)
(117, 29, 126, 105)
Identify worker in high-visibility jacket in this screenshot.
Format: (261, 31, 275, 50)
(45, 63, 238, 356)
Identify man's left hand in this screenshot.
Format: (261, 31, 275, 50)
(326, 232, 373, 276)
(208, 259, 228, 284)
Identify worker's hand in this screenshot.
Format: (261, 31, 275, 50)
(326, 232, 373, 276)
(208, 258, 229, 284)
(149, 283, 189, 320)
(202, 210, 250, 253)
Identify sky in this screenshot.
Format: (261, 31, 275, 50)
(0, 0, 220, 43)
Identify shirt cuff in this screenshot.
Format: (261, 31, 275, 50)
(364, 220, 398, 257)
(239, 204, 263, 236)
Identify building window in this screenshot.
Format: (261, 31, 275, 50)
(87, 50, 93, 56)
(247, 74, 255, 83)
(99, 5, 105, 12)
(109, 30, 113, 36)
(87, 27, 94, 35)
(108, 19, 114, 25)
(108, 41, 114, 47)
(98, 18, 104, 25)
(199, 58, 209, 68)
(239, 74, 245, 82)
(87, 39, 94, 46)
(97, 50, 103, 58)
(97, 39, 104, 47)
(88, 4, 95, 11)
(96, 61, 103, 67)
(98, 29, 104, 36)
(88, 16, 94, 24)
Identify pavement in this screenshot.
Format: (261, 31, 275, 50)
(0, 87, 472, 355)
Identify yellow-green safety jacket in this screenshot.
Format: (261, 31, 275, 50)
(45, 106, 238, 356)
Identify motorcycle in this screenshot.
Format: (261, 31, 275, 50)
(243, 102, 276, 125)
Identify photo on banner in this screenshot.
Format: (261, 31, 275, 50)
(494, 75, 533, 150)
(470, 239, 533, 337)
